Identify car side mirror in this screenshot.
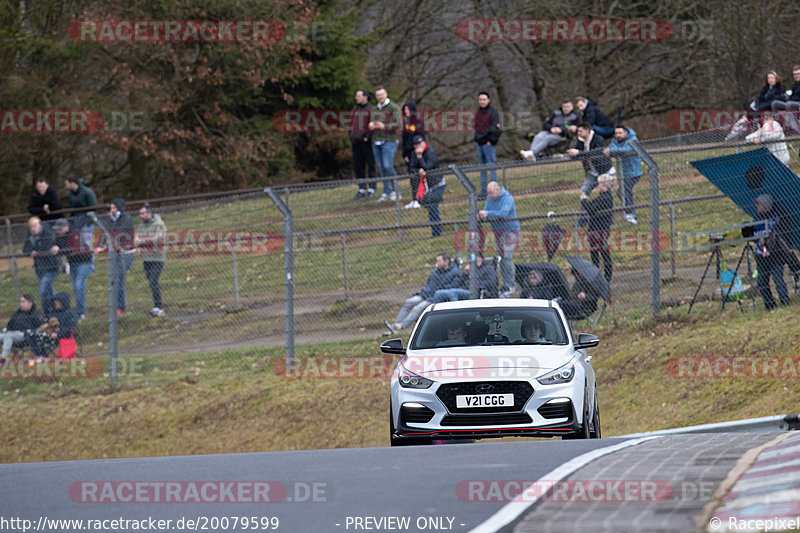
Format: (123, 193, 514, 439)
(380, 338, 406, 355)
(574, 333, 599, 349)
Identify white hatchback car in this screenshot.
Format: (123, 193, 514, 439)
(382, 299, 601, 445)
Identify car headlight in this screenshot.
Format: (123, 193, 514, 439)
(537, 364, 575, 385)
(397, 364, 434, 389)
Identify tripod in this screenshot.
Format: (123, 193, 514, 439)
(688, 243, 723, 314)
(722, 242, 757, 312)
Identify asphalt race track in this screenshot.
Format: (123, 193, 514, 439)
(0, 433, 783, 533)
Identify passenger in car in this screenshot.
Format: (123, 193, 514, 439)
(520, 317, 547, 343)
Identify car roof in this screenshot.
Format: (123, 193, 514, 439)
(429, 298, 558, 311)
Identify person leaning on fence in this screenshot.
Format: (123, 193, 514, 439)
(569, 121, 614, 198)
(581, 173, 615, 283)
(604, 124, 642, 225)
(135, 203, 167, 317)
(520, 99, 579, 162)
(95, 198, 136, 315)
(408, 135, 446, 238)
(384, 252, 460, 334)
(752, 194, 799, 311)
(478, 182, 520, 298)
(0, 294, 45, 363)
(53, 218, 94, 320)
(431, 252, 498, 302)
(745, 112, 791, 166)
(22, 216, 60, 315)
(28, 177, 63, 222)
(771, 65, 800, 112)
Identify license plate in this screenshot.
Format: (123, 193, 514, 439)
(456, 393, 514, 408)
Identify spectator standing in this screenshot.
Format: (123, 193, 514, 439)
(350, 90, 377, 200)
(95, 199, 135, 315)
(135, 203, 167, 317)
(754, 71, 786, 111)
(478, 182, 520, 297)
(569, 121, 613, 197)
(402, 101, 425, 208)
(772, 65, 800, 112)
(746, 112, 791, 166)
(64, 176, 98, 256)
(384, 253, 460, 333)
(369, 86, 402, 202)
(752, 194, 796, 310)
(22, 216, 60, 314)
(520, 100, 579, 161)
(571, 97, 614, 137)
(581, 173, 616, 283)
(28, 178, 63, 222)
(53, 218, 94, 319)
(408, 136, 446, 238)
(604, 124, 642, 225)
(0, 294, 45, 362)
(474, 92, 502, 198)
(432, 253, 498, 302)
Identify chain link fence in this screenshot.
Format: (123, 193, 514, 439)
(2, 123, 800, 383)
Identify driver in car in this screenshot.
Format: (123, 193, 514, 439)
(438, 321, 468, 346)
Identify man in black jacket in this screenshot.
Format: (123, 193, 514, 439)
(521, 100, 579, 162)
(0, 294, 46, 361)
(28, 178, 63, 222)
(54, 218, 95, 319)
(571, 97, 614, 138)
(474, 92, 502, 198)
(23, 216, 60, 314)
(568, 122, 613, 197)
(772, 65, 800, 112)
(581, 173, 616, 282)
(408, 136, 445, 238)
(350, 90, 377, 200)
(95, 198, 136, 314)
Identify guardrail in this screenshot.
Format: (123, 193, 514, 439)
(618, 414, 800, 438)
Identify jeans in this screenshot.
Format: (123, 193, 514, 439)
(618, 174, 641, 216)
(114, 253, 135, 311)
(592, 125, 614, 137)
(395, 294, 430, 330)
(38, 270, 59, 315)
(476, 143, 497, 195)
(756, 258, 789, 310)
(372, 142, 397, 194)
(81, 224, 96, 264)
(771, 101, 800, 111)
(580, 171, 601, 196)
(496, 231, 519, 291)
(1, 331, 25, 357)
(143, 261, 164, 308)
(432, 288, 470, 303)
(530, 131, 564, 158)
(70, 261, 95, 316)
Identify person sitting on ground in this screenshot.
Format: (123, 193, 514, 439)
(754, 71, 786, 111)
(26, 316, 59, 359)
(431, 253, 498, 302)
(437, 320, 468, 346)
(568, 122, 614, 198)
(772, 65, 800, 112)
(0, 294, 46, 363)
(522, 269, 592, 320)
(385, 252, 460, 334)
(49, 292, 78, 343)
(520, 100, 579, 161)
(570, 269, 600, 317)
(518, 316, 547, 344)
(570, 97, 614, 138)
(745, 112, 791, 166)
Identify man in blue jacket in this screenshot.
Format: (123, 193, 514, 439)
(479, 182, 520, 297)
(385, 253, 460, 333)
(604, 124, 642, 224)
(431, 253, 498, 302)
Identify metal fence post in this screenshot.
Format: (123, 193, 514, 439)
(449, 165, 479, 299)
(5, 218, 20, 303)
(573, 215, 581, 258)
(670, 202, 676, 277)
(631, 141, 660, 316)
(340, 232, 350, 300)
(108, 252, 119, 386)
(393, 178, 403, 242)
(266, 188, 294, 364)
(231, 244, 241, 310)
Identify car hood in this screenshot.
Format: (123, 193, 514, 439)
(401, 345, 576, 379)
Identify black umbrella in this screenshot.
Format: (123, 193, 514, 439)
(515, 262, 571, 301)
(566, 256, 609, 300)
(542, 224, 565, 261)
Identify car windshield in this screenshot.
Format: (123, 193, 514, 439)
(410, 307, 568, 349)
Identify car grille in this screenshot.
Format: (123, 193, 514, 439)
(538, 400, 573, 420)
(436, 381, 534, 413)
(440, 413, 532, 426)
(401, 404, 435, 424)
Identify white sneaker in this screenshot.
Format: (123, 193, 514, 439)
(624, 214, 638, 225)
(149, 307, 166, 317)
(389, 191, 400, 201)
(377, 193, 390, 202)
(499, 287, 516, 298)
(520, 150, 534, 161)
(404, 200, 421, 209)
